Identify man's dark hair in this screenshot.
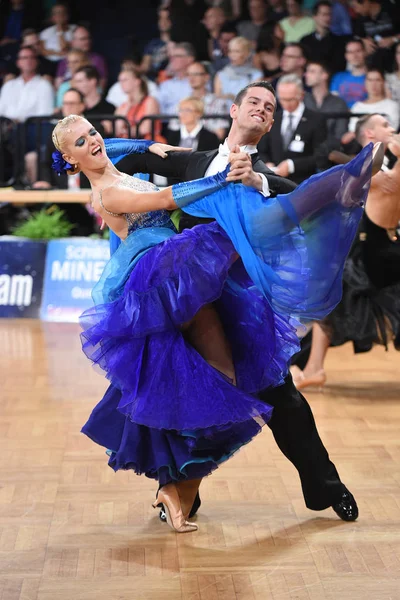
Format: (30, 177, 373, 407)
(312, 1, 332, 15)
(355, 113, 380, 144)
(307, 60, 331, 76)
(234, 81, 276, 106)
(219, 23, 238, 36)
(75, 65, 100, 83)
(175, 42, 196, 59)
(366, 67, 385, 78)
(283, 42, 306, 58)
(345, 37, 365, 51)
(18, 45, 38, 59)
(64, 87, 85, 103)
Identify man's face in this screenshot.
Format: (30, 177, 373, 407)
(314, 5, 331, 29)
(187, 63, 209, 90)
(367, 115, 395, 145)
(365, 71, 384, 97)
(73, 28, 91, 52)
(305, 63, 325, 88)
(203, 7, 225, 31)
(52, 4, 68, 26)
(169, 49, 193, 75)
(219, 32, 236, 55)
(249, 0, 267, 22)
(277, 82, 303, 112)
(62, 91, 85, 117)
(158, 9, 171, 33)
(231, 87, 275, 139)
(280, 46, 304, 74)
(345, 42, 365, 69)
(72, 72, 93, 96)
(23, 33, 40, 52)
(17, 49, 38, 75)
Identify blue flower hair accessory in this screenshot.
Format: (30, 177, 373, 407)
(51, 150, 72, 176)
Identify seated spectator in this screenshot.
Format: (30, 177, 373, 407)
(304, 61, 349, 143)
(55, 25, 108, 91)
(55, 49, 89, 107)
(258, 74, 328, 183)
(138, 7, 171, 81)
(156, 42, 194, 116)
(29, 87, 98, 236)
(271, 42, 306, 88)
(349, 68, 399, 132)
(20, 28, 54, 80)
(214, 37, 263, 100)
(278, 0, 315, 43)
(72, 65, 114, 117)
(300, 1, 346, 74)
(352, 0, 399, 71)
(385, 41, 400, 105)
(72, 65, 114, 134)
(39, 3, 76, 75)
(237, 0, 275, 45)
(106, 57, 158, 108)
(0, 0, 24, 66)
(186, 61, 230, 139)
(202, 6, 227, 60)
(330, 38, 368, 108)
(114, 68, 164, 141)
(166, 97, 220, 153)
(331, 0, 352, 36)
(0, 45, 54, 121)
(254, 26, 284, 81)
(210, 23, 237, 73)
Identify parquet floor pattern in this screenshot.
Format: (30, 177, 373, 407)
(0, 320, 399, 600)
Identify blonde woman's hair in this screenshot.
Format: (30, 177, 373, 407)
(52, 114, 86, 174)
(179, 96, 204, 115)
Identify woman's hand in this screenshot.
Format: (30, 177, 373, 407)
(149, 143, 192, 159)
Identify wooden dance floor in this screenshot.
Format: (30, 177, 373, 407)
(1, 319, 399, 600)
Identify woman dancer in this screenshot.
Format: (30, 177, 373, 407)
(292, 115, 400, 391)
(51, 114, 381, 532)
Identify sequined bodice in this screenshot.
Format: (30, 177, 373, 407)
(99, 174, 176, 234)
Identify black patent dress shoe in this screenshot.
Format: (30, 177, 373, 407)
(159, 491, 201, 522)
(332, 488, 359, 521)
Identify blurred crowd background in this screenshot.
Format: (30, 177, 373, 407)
(0, 0, 399, 235)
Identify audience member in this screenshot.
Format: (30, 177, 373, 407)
(106, 58, 158, 108)
(166, 96, 220, 152)
(20, 28, 54, 79)
(0, 45, 54, 121)
(156, 42, 194, 115)
(300, 1, 346, 73)
(39, 3, 76, 73)
(186, 61, 230, 139)
(55, 25, 108, 91)
(72, 66, 114, 117)
(237, 0, 274, 45)
(385, 41, 400, 105)
(210, 23, 237, 73)
(330, 38, 367, 107)
(114, 68, 163, 140)
(272, 42, 306, 88)
(304, 61, 349, 143)
(349, 68, 399, 132)
(352, 0, 399, 71)
(254, 27, 284, 81)
(202, 7, 227, 61)
(139, 8, 171, 81)
(278, 0, 315, 43)
(258, 74, 327, 183)
(55, 49, 89, 107)
(214, 37, 263, 100)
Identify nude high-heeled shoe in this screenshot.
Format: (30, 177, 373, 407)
(292, 368, 327, 391)
(176, 479, 202, 520)
(152, 484, 198, 533)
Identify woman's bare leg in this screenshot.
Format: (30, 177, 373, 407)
(303, 323, 331, 378)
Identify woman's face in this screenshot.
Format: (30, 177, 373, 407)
(62, 119, 107, 172)
(366, 71, 384, 97)
(178, 102, 201, 128)
(118, 71, 139, 94)
(67, 53, 86, 75)
(228, 40, 249, 66)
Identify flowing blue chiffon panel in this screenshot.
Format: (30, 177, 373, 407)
(181, 143, 373, 322)
(82, 383, 269, 483)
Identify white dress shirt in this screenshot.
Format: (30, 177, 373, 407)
(0, 75, 55, 121)
(179, 122, 203, 150)
(281, 102, 305, 174)
(205, 139, 270, 197)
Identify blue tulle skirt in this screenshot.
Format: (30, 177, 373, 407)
(80, 144, 373, 483)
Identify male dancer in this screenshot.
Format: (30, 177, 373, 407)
(113, 81, 359, 522)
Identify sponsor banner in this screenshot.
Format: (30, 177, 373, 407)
(41, 238, 110, 322)
(0, 238, 47, 318)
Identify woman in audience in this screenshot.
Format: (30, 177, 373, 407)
(55, 48, 89, 107)
(350, 69, 399, 133)
(214, 36, 262, 99)
(254, 26, 284, 81)
(114, 67, 164, 141)
(278, 0, 315, 43)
